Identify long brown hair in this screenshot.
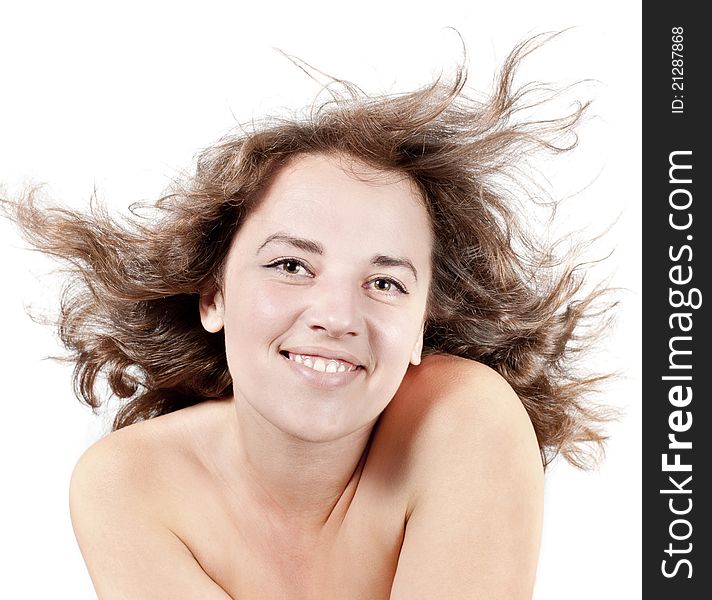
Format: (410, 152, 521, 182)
(3, 33, 616, 469)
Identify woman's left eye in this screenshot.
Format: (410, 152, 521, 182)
(367, 277, 407, 295)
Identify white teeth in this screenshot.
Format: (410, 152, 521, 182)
(286, 352, 358, 374)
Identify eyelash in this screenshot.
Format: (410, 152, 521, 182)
(263, 257, 409, 295)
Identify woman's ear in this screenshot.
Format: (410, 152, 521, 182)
(410, 321, 425, 366)
(199, 288, 225, 333)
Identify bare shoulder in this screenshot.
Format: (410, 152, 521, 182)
(381, 354, 544, 599)
(70, 400, 225, 499)
(383, 353, 542, 471)
(69, 404, 232, 599)
(70, 410, 188, 504)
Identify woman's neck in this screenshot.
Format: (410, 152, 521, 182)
(219, 395, 376, 533)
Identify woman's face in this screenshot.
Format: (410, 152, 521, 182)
(200, 153, 433, 442)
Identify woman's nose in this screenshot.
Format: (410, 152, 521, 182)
(305, 280, 362, 338)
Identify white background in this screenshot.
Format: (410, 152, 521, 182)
(0, 1, 641, 598)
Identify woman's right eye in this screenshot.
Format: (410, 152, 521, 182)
(265, 258, 313, 278)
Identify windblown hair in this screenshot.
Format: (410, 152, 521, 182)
(4, 33, 615, 469)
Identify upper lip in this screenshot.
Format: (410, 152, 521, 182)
(281, 346, 365, 369)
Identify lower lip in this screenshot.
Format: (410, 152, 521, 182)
(280, 352, 363, 390)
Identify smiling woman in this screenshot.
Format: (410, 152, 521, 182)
(2, 34, 613, 600)
(200, 154, 432, 445)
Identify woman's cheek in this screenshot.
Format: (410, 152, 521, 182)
(225, 283, 299, 344)
(365, 314, 417, 409)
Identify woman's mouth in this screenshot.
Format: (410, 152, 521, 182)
(281, 351, 361, 373)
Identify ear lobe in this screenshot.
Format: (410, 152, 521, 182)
(410, 322, 425, 366)
(199, 288, 225, 333)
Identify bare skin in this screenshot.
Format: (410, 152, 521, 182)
(70, 355, 543, 599)
(69, 156, 543, 598)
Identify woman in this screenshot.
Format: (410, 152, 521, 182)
(5, 35, 612, 599)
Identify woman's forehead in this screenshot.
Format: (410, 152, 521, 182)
(236, 153, 433, 260)
(265, 153, 423, 207)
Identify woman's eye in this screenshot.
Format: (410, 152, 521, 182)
(266, 259, 313, 277)
(368, 278, 407, 295)
(281, 260, 305, 274)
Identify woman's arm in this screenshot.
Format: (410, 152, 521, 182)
(389, 355, 544, 600)
(69, 434, 233, 600)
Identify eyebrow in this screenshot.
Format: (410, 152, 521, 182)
(370, 254, 419, 282)
(257, 233, 324, 255)
(256, 233, 419, 281)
